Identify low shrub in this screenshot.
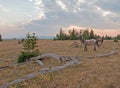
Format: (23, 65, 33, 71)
(17, 49, 40, 63)
(113, 38, 118, 42)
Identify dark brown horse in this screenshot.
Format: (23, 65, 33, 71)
(80, 38, 99, 51)
(96, 37, 103, 46)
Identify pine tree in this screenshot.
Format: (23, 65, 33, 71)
(17, 33, 40, 63)
(55, 28, 66, 40)
(68, 28, 78, 40)
(83, 29, 89, 39)
(89, 29, 95, 39)
(117, 34, 120, 40)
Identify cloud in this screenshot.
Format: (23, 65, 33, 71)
(1, 0, 120, 38)
(28, 0, 33, 2)
(56, 0, 68, 12)
(0, 4, 9, 13)
(27, 0, 46, 22)
(94, 6, 117, 17)
(22, 0, 120, 29)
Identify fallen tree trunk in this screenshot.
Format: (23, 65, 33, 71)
(85, 50, 118, 59)
(30, 53, 60, 61)
(36, 60, 44, 65)
(0, 50, 118, 87)
(0, 59, 79, 88)
(0, 50, 118, 71)
(0, 62, 28, 71)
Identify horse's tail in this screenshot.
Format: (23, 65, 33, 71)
(96, 40, 99, 47)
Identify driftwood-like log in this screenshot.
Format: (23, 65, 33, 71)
(0, 59, 79, 88)
(0, 66, 9, 69)
(85, 50, 118, 59)
(36, 60, 44, 65)
(0, 50, 118, 71)
(30, 53, 60, 61)
(0, 50, 118, 87)
(0, 62, 28, 71)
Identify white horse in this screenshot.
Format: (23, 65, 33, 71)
(80, 38, 99, 51)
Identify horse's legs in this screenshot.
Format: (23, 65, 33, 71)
(96, 40, 100, 47)
(84, 45, 87, 51)
(94, 44, 96, 51)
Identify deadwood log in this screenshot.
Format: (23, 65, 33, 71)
(36, 60, 44, 65)
(0, 59, 79, 88)
(0, 62, 28, 71)
(85, 50, 118, 59)
(0, 50, 118, 71)
(30, 53, 60, 61)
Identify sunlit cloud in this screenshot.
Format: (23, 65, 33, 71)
(56, 0, 68, 12)
(94, 29, 120, 37)
(62, 25, 120, 37)
(26, 0, 46, 23)
(94, 6, 117, 17)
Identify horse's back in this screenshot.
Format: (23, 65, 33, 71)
(85, 39, 96, 45)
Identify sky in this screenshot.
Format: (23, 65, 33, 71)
(0, 0, 120, 39)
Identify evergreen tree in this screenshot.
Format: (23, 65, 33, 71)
(17, 33, 40, 63)
(83, 29, 89, 39)
(89, 29, 95, 39)
(104, 35, 112, 40)
(55, 28, 66, 40)
(117, 34, 120, 40)
(68, 28, 78, 40)
(94, 34, 101, 39)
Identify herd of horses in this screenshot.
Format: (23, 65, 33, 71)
(80, 37, 104, 51)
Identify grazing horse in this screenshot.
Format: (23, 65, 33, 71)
(96, 37, 103, 46)
(80, 38, 99, 51)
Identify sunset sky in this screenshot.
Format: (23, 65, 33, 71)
(0, 0, 120, 39)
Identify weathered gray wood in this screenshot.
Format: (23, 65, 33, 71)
(0, 66, 9, 69)
(0, 50, 118, 71)
(85, 50, 118, 58)
(36, 60, 44, 65)
(0, 50, 118, 88)
(0, 62, 28, 71)
(30, 53, 60, 61)
(0, 59, 79, 88)
(39, 58, 79, 74)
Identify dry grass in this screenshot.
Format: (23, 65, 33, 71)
(0, 39, 120, 88)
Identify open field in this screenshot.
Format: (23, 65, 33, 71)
(0, 39, 120, 88)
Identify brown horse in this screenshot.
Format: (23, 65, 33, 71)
(80, 38, 99, 51)
(96, 37, 103, 46)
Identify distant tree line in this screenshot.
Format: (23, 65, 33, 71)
(0, 34, 2, 41)
(54, 28, 120, 40)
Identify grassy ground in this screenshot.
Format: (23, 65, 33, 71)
(0, 39, 120, 88)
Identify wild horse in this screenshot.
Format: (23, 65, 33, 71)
(80, 38, 99, 51)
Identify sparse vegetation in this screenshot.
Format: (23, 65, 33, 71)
(0, 40, 120, 88)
